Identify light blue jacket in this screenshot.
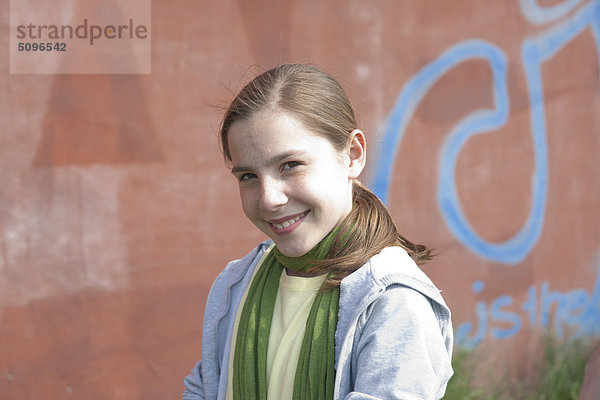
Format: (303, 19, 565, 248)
(183, 241, 453, 399)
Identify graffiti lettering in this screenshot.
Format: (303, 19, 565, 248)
(457, 259, 600, 348)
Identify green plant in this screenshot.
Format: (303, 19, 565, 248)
(443, 348, 486, 400)
(444, 336, 595, 400)
(523, 335, 590, 400)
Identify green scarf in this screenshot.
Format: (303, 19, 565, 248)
(232, 230, 341, 400)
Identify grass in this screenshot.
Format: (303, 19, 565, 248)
(444, 336, 595, 400)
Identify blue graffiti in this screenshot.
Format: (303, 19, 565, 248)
(519, 0, 586, 24)
(372, 1, 600, 264)
(370, 40, 508, 205)
(456, 256, 600, 348)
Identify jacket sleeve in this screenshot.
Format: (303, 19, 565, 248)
(345, 285, 453, 400)
(182, 361, 205, 400)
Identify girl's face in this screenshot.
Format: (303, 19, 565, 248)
(228, 110, 365, 257)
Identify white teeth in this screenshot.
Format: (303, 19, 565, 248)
(272, 212, 306, 230)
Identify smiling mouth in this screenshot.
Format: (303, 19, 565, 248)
(268, 211, 309, 233)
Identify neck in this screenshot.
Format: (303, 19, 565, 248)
(274, 226, 342, 273)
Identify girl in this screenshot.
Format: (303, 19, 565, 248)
(183, 64, 453, 400)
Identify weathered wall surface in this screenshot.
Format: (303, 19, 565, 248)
(1, 0, 599, 398)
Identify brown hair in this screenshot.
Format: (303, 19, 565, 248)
(220, 64, 432, 288)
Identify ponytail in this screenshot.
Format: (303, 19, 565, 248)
(309, 181, 433, 290)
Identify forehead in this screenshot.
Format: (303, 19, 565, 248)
(227, 111, 338, 161)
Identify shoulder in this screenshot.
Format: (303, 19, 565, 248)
(208, 240, 273, 298)
(341, 246, 446, 308)
(334, 248, 454, 398)
(345, 283, 454, 399)
(222, 240, 273, 274)
(202, 240, 274, 340)
(359, 285, 447, 337)
(354, 285, 447, 349)
(337, 246, 452, 346)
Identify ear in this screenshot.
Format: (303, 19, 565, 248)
(347, 129, 366, 179)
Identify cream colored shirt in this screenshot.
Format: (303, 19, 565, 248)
(226, 250, 326, 400)
(266, 271, 326, 399)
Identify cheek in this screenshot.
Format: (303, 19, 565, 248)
(321, 166, 351, 191)
(303, 172, 348, 205)
(238, 187, 257, 218)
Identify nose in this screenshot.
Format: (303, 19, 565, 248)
(258, 177, 288, 211)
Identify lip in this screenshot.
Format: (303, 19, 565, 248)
(267, 210, 309, 235)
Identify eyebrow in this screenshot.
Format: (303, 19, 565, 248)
(230, 150, 306, 174)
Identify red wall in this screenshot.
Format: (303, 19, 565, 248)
(1, 0, 599, 398)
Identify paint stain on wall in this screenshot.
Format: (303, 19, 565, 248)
(32, 75, 162, 167)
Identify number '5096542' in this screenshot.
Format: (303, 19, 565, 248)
(18, 42, 66, 51)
